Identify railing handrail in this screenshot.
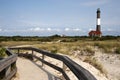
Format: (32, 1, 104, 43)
(0, 54, 17, 72)
(9, 47, 96, 80)
(0, 48, 17, 80)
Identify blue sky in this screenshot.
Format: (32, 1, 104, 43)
(0, 0, 120, 36)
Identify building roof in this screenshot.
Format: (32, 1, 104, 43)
(89, 30, 102, 35)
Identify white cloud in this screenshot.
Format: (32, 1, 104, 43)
(65, 28, 70, 31)
(73, 28, 81, 31)
(81, 0, 109, 6)
(30, 27, 45, 31)
(34, 27, 41, 31)
(29, 27, 61, 32)
(47, 28, 51, 31)
(64, 28, 83, 32)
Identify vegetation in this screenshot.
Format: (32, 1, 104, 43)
(83, 46, 95, 56)
(84, 57, 107, 75)
(0, 35, 120, 55)
(0, 48, 6, 57)
(0, 35, 119, 42)
(94, 41, 120, 53)
(115, 47, 120, 54)
(50, 46, 58, 53)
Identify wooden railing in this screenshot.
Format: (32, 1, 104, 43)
(0, 48, 17, 80)
(9, 47, 97, 80)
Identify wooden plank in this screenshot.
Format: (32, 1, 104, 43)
(0, 55, 17, 72)
(0, 49, 17, 80)
(2, 67, 17, 80)
(5, 66, 11, 78)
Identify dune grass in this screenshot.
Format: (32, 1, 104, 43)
(84, 57, 107, 75)
(94, 41, 120, 53)
(0, 40, 120, 55)
(115, 47, 120, 54)
(35, 41, 120, 55)
(0, 47, 6, 57)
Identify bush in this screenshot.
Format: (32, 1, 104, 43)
(115, 47, 120, 54)
(84, 57, 107, 75)
(94, 42, 99, 46)
(0, 48, 6, 57)
(50, 47, 58, 53)
(50, 48, 58, 53)
(85, 47, 95, 54)
(94, 42, 115, 53)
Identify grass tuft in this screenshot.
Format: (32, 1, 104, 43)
(84, 57, 107, 75)
(0, 48, 6, 57)
(84, 46, 95, 55)
(115, 47, 120, 54)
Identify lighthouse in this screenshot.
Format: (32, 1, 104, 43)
(88, 8, 102, 37)
(96, 8, 101, 32)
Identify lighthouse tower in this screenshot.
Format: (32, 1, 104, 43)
(88, 8, 102, 37)
(96, 8, 101, 31)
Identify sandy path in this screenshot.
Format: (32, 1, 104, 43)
(13, 57, 52, 80)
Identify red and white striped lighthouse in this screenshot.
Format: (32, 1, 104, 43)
(96, 8, 101, 32)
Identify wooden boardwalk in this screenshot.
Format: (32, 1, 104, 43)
(9, 47, 97, 80)
(13, 58, 60, 80)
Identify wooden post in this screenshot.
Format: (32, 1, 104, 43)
(11, 62, 16, 71)
(62, 63, 67, 80)
(32, 50, 34, 55)
(42, 54, 45, 67)
(63, 63, 67, 71)
(31, 50, 34, 61)
(18, 49, 20, 54)
(5, 66, 11, 78)
(0, 69, 5, 79)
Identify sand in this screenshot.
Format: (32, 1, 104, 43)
(12, 57, 60, 80)
(94, 52, 120, 80)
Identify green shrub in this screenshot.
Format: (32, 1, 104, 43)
(115, 47, 120, 54)
(94, 42, 99, 46)
(84, 57, 107, 75)
(50, 48, 58, 53)
(0, 48, 6, 57)
(58, 45, 71, 55)
(94, 42, 115, 53)
(85, 47, 95, 54)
